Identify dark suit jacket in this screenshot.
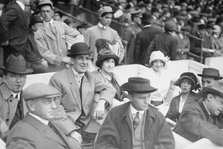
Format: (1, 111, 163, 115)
(166, 92, 199, 122)
(134, 25, 162, 64)
(1, 2, 28, 56)
(6, 113, 80, 149)
(49, 68, 115, 133)
(95, 102, 175, 149)
(174, 100, 223, 146)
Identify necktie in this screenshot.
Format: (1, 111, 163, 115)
(133, 112, 140, 130)
(49, 23, 56, 35)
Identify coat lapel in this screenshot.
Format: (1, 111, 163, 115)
(66, 68, 82, 109)
(44, 27, 57, 40)
(14, 3, 28, 30)
(23, 114, 67, 147)
(81, 75, 90, 106)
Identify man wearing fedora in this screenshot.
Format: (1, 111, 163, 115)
(6, 83, 81, 149)
(197, 67, 223, 88)
(174, 81, 223, 146)
(0, 54, 33, 138)
(49, 42, 115, 147)
(95, 77, 175, 149)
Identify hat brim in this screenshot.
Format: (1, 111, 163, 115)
(0, 66, 33, 74)
(200, 87, 223, 98)
(67, 51, 92, 57)
(175, 76, 196, 86)
(95, 54, 119, 67)
(197, 74, 223, 79)
(121, 83, 157, 93)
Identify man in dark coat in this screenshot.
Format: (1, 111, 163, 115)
(0, 0, 30, 59)
(174, 81, 223, 146)
(134, 12, 162, 64)
(95, 77, 175, 149)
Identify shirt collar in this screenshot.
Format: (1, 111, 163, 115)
(29, 112, 49, 125)
(143, 24, 152, 28)
(71, 67, 85, 78)
(98, 23, 107, 30)
(44, 19, 54, 28)
(130, 103, 145, 115)
(16, 0, 25, 11)
(11, 92, 21, 100)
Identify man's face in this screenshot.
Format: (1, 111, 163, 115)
(99, 13, 112, 26)
(202, 77, 217, 87)
(71, 54, 90, 74)
(130, 92, 151, 111)
(30, 97, 59, 120)
(40, 5, 53, 22)
(3, 72, 26, 93)
(206, 94, 223, 116)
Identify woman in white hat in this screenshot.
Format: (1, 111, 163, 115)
(140, 51, 173, 106)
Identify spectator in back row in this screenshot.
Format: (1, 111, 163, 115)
(35, 0, 81, 72)
(84, 6, 125, 64)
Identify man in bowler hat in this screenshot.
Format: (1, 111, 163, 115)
(0, 54, 33, 138)
(174, 81, 223, 146)
(197, 67, 223, 87)
(49, 42, 115, 147)
(95, 77, 175, 149)
(6, 83, 81, 149)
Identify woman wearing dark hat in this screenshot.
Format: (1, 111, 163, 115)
(93, 39, 127, 103)
(166, 72, 200, 122)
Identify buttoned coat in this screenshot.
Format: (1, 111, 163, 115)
(174, 100, 223, 146)
(6, 113, 80, 149)
(166, 92, 199, 122)
(35, 21, 80, 71)
(0, 80, 26, 132)
(95, 102, 175, 149)
(0, 2, 29, 56)
(49, 67, 115, 133)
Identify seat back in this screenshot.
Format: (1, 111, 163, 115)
(188, 35, 203, 63)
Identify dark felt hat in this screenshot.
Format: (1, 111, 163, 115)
(67, 42, 91, 57)
(130, 10, 142, 18)
(197, 24, 206, 30)
(23, 83, 61, 101)
(121, 77, 157, 93)
(141, 12, 153, 25)
(29, 15, 43, 27)
(0, 54, 33, 74)
(198, 68, 223, 80)
(165, 21, 177, 32)
(200, 81, 223, 98)
(175, 72, 200, 90)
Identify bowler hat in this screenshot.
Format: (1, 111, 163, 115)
(121, 77, 157, 93)
(98, 6, 113, 17)
(200, 81, 223, 98)
(197, 68, 223, 80)
(0, 54, 33, 74)
(67, 42, 91, 57)
(175, 72, 200, 90)
(23, 83, 61, 101)
(141, 12, 153, 25)
(29, 15, 43, 27)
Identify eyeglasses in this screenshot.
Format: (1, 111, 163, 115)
(40, 10, 51, 14)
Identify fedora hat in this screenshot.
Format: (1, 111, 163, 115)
(0, 54, 33, 74)
(198, 68, 223, 80)
(200, 81, 223, 98)
(67, 42, 91, 57)
(38, 0, 53, 8)
(121, 77, 157, 93)
(29, 15, 43, 27)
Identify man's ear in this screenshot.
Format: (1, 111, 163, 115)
(26, 100, 36, 112)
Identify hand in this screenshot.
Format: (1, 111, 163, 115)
(70, 131, 82, 144)
(0, 120, 9, 138)
(1, 40, 9, 46)
(62, 57, 71, 64)
(93, 99, 106, 120)
(41, 59, 48, 68)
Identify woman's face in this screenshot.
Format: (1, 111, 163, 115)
(180, 79, 192, 94)
(152, 60, 164, 72)
(101, 58, 115, 74)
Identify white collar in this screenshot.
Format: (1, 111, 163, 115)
(144, 25, 152, 28)
(130, 104, 145, 115)
(44, 19, 54, 28)
(16, 0, 25, 11)
(29, 112, 49, 125)
(203, 101, 211, 115)
(98, 23, 107, 29)
(71, 67, 85, 78)
(11, 92, 21, 100)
